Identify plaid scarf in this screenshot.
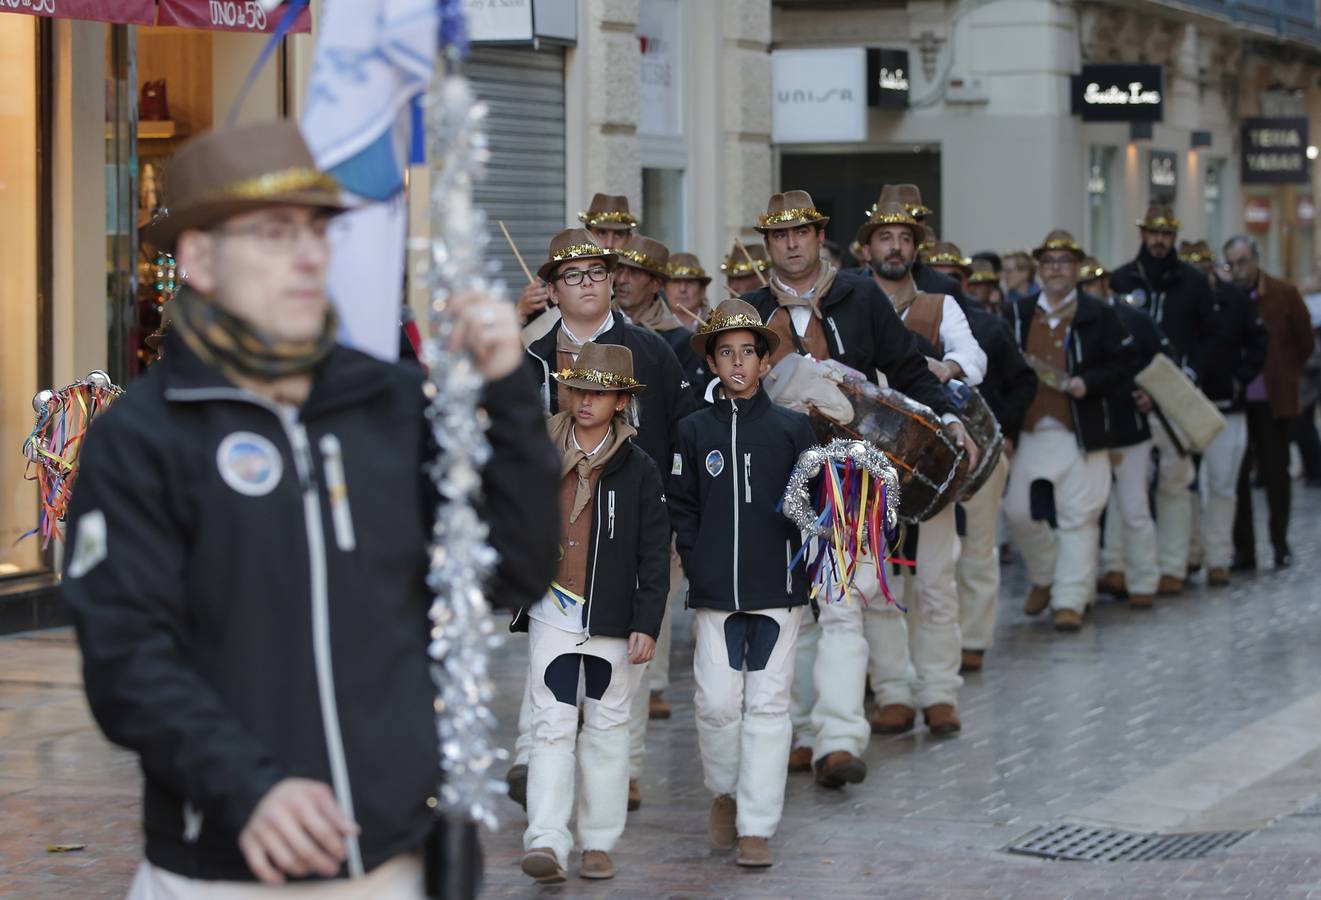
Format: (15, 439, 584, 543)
(171, 286, 338, 383)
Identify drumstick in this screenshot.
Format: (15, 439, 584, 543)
(735, 238, 769, 287)
(724, 283, 742, 299)
(499, 221, 536, 285)
(673, 304, 708, 328)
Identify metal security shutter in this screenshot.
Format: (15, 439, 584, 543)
(467, 46, 566, 288)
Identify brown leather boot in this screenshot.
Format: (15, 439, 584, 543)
(1127, 593, 1154, 609)
(579, 850, 615, 880)
(1052, 608, 1083, 632)
(521, 847, 566, 884)
(960, 649, 984, 673)
(788, 746, 813, 772)
(708, 794, 737, 849)
(1024, 585, 1051, 616)
(923, 703, 962, 736)
(505, 763, 527, 811)
(869, 703, 915, 734)
(736, 836, 774, 867)
(1097, 570, 1128, 597)
(648, 690, 671, 720)
(1207, 567, 1230, 586)
(814, 750, 867, 788)
(627, 778, 641, 811)
(1157, 575, 1184, 595)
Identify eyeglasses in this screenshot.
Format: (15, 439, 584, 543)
(557, 266, 610, 286)
(213, 217, 332, 251)
(1038, 255, 1076, 269)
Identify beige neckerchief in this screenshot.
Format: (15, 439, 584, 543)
(878, 274, 921, 315)
(624, 295, 684, 333)
(769, 262, 838, 319)
(548, 411, 637, 523)
(1037, 290, 1078, 329)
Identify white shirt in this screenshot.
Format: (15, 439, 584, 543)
(561, 311, 617, 349)
(898, 294, 986, 388)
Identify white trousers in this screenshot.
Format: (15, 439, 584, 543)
(1005, 429, 1111, 613)
(956, 455, 1010, 651)
(809, 555, 884, 759)
(1151, 417, 1196, 578)
(693, 607, 800, 839)
(789, 612, 820, 749)
(648, 554, 686, 693)
(523, 622, 644, 866)
(1200, 411, 1249, 569)
(1099, 440, 1160, 596)
(863, 503, 963, 709)
(128, 856, 423, 899)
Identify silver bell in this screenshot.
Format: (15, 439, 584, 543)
(86, 370, 113, 391)
(32, 389, 56, 412)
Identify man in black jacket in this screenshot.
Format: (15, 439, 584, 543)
(855, 184, 971, 309)
(1180, 241, 1268, 584)
(1004, 230, 1134, 632)
(1108, 205, 1213, 594)
(1079, 259, 1171, 610)
(742, 190, 966, 788)
(62, 121, 560, 893)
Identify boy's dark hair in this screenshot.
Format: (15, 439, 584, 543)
(705, 329, 770, 360)
(972, 250, 1002, 273)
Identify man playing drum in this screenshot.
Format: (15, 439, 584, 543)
(858, 203, 986, 738)
(742, 190, 971, 790)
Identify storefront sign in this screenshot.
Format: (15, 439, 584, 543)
(1148, 149, 1178, 202)
(1241, 118, 1310, 184)
(1244, 197, 1273, 232)
(866, 48, 910, 109)
(156, 0, 311, 33)
(1071, 64, 1164, 122)
(464, 0, 576, 44)
(772, 48, 867, 144)
(638, 0, 680, 137)
(0, 0, 154, 24)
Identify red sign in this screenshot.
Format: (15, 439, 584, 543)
(156, 0, 311, 33)
(0, 0, 155, 24)
(1245, 197, 1273, 233)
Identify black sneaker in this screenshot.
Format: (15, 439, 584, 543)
(1275, 550, 1293, 568)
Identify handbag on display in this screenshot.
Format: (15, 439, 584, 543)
(139, 80, 169, 121)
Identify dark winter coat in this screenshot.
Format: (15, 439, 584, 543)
(1106, 298, 1173, 448)
(1191, 276, 1267, 412)
(1109, 248, 1213, 370)
(964, 304, 1039, 443)
(62, 335, 559, 882)
(669, 387, 817, 612)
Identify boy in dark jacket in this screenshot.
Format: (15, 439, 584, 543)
(668, 300, 818, 870)
(515, 342, 670, 885)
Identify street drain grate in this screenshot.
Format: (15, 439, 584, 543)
(1005, 824, 1251, 862)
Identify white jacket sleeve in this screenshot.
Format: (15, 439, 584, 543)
(938, 296, 986, 387)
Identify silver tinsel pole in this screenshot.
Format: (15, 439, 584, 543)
(419, 36, 505, 897)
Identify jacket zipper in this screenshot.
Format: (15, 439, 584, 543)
(319, 434, 356, 552)
(743, 453, 752, 503)
(785, 539, 792, 594)
(163, 387, 364, 878)
(827, 316, 846, 355)
(608, 490, 616, 540)
(583, 487, 604, 637)
(731, 398, 741, 610)
(182, 801, 203, 843)
(526, 346, 552, 412)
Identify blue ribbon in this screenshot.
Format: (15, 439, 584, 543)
(226, 0, 312, 128)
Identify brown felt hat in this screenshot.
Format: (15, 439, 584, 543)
(923, 241, 972, 276)
(144, 120, 349, 251)
(551, 341, 646, 393)
(615, 235, 670, 278)
(537, 228, 619, 283)
(855, 200, 923, 248)
(872, 183, 932, 219)
(689, 298, 780, 358)
(1136, 204, 1181, 233)
(754, 190, 830, 233)
(1033, 229, 1086, 261)
(666, 252, 711, 284)
(1078, 256, 1107, 283)
(968, 258, 999, 284)
(721, 242, 771, 277)
(578, 193, 639, 231)
(1180, 239, 1214, 263)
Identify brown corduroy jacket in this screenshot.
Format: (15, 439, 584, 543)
(1254, 272, 1315, 419)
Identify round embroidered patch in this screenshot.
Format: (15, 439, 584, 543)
(216, 432, 284, 497)
(705, 449, 725, 477)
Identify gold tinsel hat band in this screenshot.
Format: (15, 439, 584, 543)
(617, 248, 665, 272)
(721, 257, 770, 275)
(1137, 215, 1181, 232)
(696, 312, 764, 337)
(552, 367, 642, 391)
(199, 167, 342, 204)
(758, 206, 827, 228)
(667, 263, 708, 279)
(553, 243, 610, 263)
(923, 251, 971, 267)
(578, 209, 639, 228)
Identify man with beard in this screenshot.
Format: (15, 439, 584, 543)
(1223, 234, 1313, 569)
(858, 185, 968, 308)
(613, 235, 708, 402)
(516, 229, 694, 812)
(742, 190, 970, 788)
(1005, 230, 1133, 632)
(1108, 205, 1213, 595)
(858, 205, 985, 735)
(1178, 240, 1268, 584)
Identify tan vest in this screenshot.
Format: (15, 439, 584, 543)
(901, 293, 946, 355)
(1022, 312, 1074, 432)
(555, 467, 604, 595)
